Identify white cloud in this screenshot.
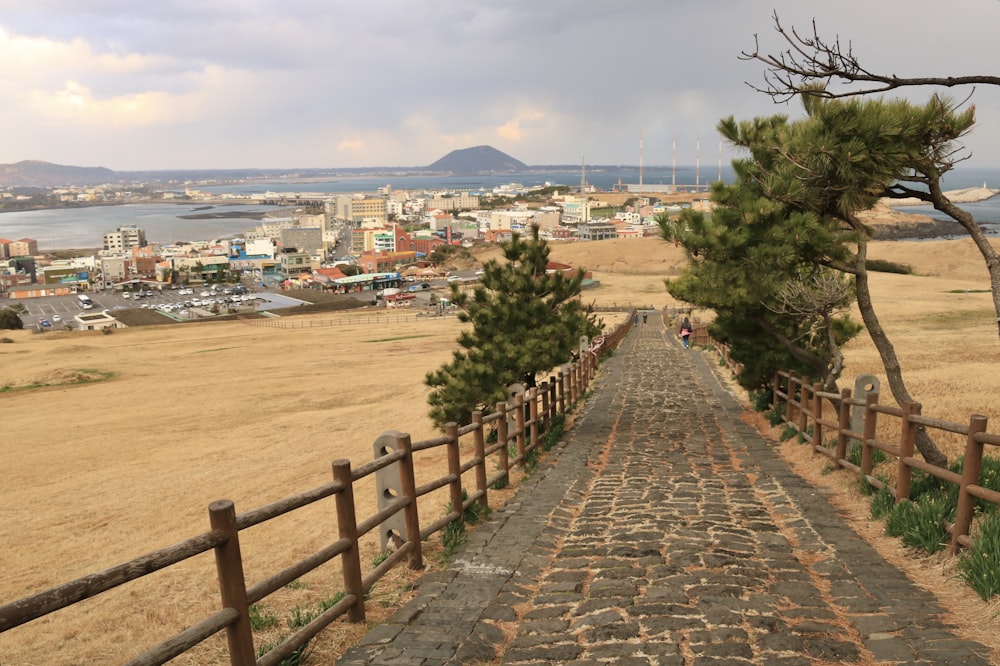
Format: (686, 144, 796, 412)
(1, 1, 999, 169)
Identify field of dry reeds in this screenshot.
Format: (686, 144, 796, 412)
(2, 233, 999, 664)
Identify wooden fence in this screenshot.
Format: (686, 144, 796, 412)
(773, 370, 1000, 554)
(0, 312, 635, 665)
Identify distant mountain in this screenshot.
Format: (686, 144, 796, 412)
(0, 160, 117, 188)
(427, 146, 527, 174)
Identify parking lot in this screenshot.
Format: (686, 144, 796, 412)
(15, 285, 279, 330)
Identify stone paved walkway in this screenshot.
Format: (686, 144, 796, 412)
(337, 318, 992, 665)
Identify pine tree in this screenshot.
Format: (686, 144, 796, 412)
(666, 94, 966, 466)
(425, 226, 600, 428)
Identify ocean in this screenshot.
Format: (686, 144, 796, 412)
(2, 166, 999, 251)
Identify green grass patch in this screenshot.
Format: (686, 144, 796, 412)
(958, 511, 1000, 601)
(884, 493, 953, 555)
(0, 368, 113, 393)
(945, 289, 990, 294)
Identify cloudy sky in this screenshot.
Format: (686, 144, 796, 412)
(3, 0, 1000, 171)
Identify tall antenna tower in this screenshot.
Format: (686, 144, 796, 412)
(672, 133, 677, 191)
(718, 135, 723, 182)
(639, 130, 644, 195)
(696, 132, 701, 191)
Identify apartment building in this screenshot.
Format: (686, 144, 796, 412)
(102, 226, 146, 253)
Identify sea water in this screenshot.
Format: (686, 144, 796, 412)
(3, 166, 999, 250)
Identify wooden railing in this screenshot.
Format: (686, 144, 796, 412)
(773, 370, 1000, 554)
(0, 313, 633, 665)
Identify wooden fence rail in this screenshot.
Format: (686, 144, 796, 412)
(0, 311, 635, 665)
(773, 369, 1000, 554)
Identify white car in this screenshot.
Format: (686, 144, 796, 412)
(52, 314, 62, 322)
(447, 275, 462, 282)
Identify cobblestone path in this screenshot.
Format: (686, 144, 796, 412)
(337, 318, 991, 665)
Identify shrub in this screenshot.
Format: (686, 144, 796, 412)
(847, 441, 887, 468)
(749, 388, 774, 413)
(866, 258, 912, 274)
(884, 493, 952, 555)
(958, 511, 1000, 601)
(779, 425, 798, 442)
(870, 485, 896, 518)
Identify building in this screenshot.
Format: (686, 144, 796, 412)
(577, 221, 618, 241)
(279, 227, 324, 256)
(8, 238, 38, 257)
(103, 226, 146, 253)
(100, 255, 132, 288)
(334, 195, 388, 225)
(425, 192, 480, 212)
(75, 310, 125, 331)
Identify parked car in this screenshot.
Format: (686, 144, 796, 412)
(52, 314, 62, 322)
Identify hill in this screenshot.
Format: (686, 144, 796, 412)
(426, 145, 527, 173)
(0, 160, 117, 188)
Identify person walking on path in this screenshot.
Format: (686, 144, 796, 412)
(338, 318, 993, 666)
(642, 311, 648, 325)
(680, 315, 691, 348)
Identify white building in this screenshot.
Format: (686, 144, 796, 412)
(102, 225, 146, 253)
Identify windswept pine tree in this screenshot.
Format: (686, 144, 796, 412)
(425, 226, 600, 428)
(666, 93, 973, 466)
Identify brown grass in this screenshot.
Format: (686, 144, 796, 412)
(2, 233, 999, 664)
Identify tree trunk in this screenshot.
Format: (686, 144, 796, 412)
(853, 230, 948, 467)
(928, 180, 1000, 343)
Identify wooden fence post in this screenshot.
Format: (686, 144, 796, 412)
(557, 368, 566, 415)
(332, 459, 365, 623)
(395, 433, 423, 570)
(528, 387, 539, 453)
(835, 388, 852, 470)
(951, 415, 990, 554)
(472, 411, 488, 510)
(540, 380, 551, 433)
(798, 381, 810, 437)
(496, 401, 510, 479)
(896, 401, 921, 502)
(860, 392, 880, 482)
(787, 371, 798, 426)
(811, 382, 823, 453)
(208, 500, 256, 666)
(514, 393, 526, 466)
(445, 422, 464, 520)
(772, 372, 780, 413)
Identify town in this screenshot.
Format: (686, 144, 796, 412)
(0, 180, 711, 331)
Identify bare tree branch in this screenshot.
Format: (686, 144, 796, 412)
(742, 11, 1000, 102)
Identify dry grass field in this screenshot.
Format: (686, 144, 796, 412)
(2, 232, 1000, 664)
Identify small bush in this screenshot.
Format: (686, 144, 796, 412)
(958, 511, 1000, 601)
(101, 327, 114, 335)
(870, 485, 897, 519)
(847, 442, 887, 468)
(749, 389, 774, 413)
(867, 258, 912, 274)
(884, 493, 952, 554)
(0, 337, 13, 344)
(779, 425, 798, 442)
